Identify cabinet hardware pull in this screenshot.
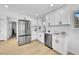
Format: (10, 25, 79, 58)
(55, 40, 59, 43)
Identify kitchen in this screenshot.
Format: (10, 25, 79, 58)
(0, 4, 79, 55)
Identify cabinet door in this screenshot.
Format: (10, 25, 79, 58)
(31, 18, 37, 26)
(58, 7, 70, 25)
(53, 36, 67, 54)
(54, 7, 70, 25)
(40, 33, 44, 44)
(37, 32, 44, 44)
(37, 18, 42, 26)
(31, 27, 37, 40)
(49, 13, 55, 25)
(54, 11, 60, 25)
(31, 32, 37, 40)
(61, 11, 70, 24)
(58, 36, 65, 54)
(53, 36, 59, 52)
(46, 16, 50, 26)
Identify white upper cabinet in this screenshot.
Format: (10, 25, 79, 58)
(46, 13, 55, 26)
(54, 11, 60, 25)
(46, 15, 50, 26)
(37, 18, 42, 26)
(49, 12, 55, 25)
(31, 18, 37, 26)
(57, 7, 70, 25)
(54, 7, 70, 25)
(46, 6, 70, 26)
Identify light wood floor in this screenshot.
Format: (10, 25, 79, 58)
(0, 38, 59, 55)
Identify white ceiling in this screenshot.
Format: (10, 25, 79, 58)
(0, 4, 65, 17)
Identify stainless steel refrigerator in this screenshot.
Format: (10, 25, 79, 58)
(18, 20, 31, 46)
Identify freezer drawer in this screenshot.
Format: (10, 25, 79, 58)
(25, 36, 31, 43)
(18, 36, 26, 46)
(18, 35, 31, 46)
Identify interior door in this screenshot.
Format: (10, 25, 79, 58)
(7, 21, 12, 39)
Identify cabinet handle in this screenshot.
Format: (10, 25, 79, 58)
(55, 40, 59, 43)
(59, 21, 62, 24)
(40, 35, 41, 37)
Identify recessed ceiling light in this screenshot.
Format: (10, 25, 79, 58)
(50, 4, 54, 6)
(4, 5, 8, 8)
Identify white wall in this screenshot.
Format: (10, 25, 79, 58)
(0, 19, 7, 40)
(68, 5, 79, 54)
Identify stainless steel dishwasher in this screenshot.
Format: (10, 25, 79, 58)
(44, 33, 52, 49)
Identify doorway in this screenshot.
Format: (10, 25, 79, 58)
(8, 21, 17, 40)
(11, 22, 16, 38)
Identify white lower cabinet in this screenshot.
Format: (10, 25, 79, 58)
(37, 32, 44, 44)
(52, 35, 68, 55)
(31, 31, 37, 41)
